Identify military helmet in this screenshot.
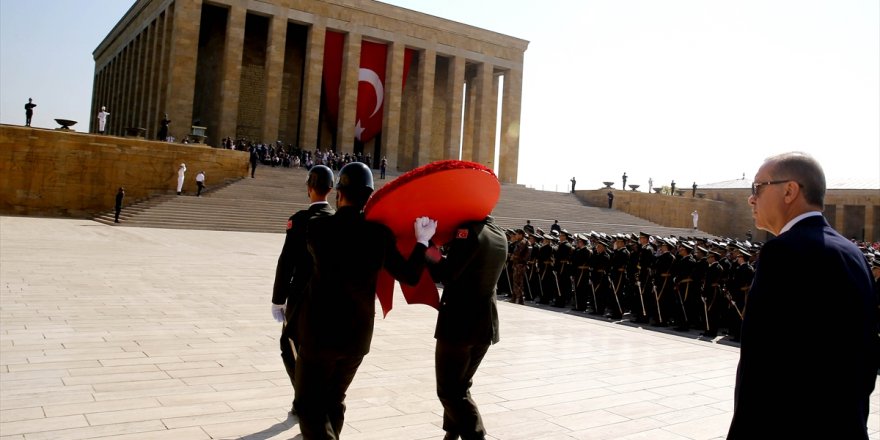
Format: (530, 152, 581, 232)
(306, 165, 335, 192)
(336, 162, 374, 191)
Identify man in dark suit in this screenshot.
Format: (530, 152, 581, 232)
(293, 162, 437, 439)
(270, 165, 335, 415)
(428, 216, 507, 440)
(727, 152, 879, 439)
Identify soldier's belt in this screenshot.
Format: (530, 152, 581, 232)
(616, 268, 626, 272)
(678, 278, 693, 283)
(659, 273, 671, 277)
(711, 283, 720, 287)
(595, 269, 606, 273)
(558, 260, 571, 264)
(578, 265, 590, 269)
(740, 286, 750, 291)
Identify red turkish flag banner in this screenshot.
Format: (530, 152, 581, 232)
(322, 31, 416, 144)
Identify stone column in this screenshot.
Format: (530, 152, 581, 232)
(864, 204, 875, 242)
(381, 41, 405, 171)
(217, 5, 245, 142)
(119, 46, 132, 132)
(164, 0, 203, 141)
(146, 18, 161, 138)
(415, 48, 436, 165)
(132, 32, 145, 129)
(336, 32, 361, 154)
(155, 8, 172, 139)
(444, 55, 465, 160)
(499, 67, 522, 183)
(262, 14, 288, 144)
(299, 23, 325, 150)
(471, 61, 495, 167)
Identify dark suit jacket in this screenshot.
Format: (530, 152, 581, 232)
(295, 206, 427, 358)
(430, 216, 507, 345)
(271, 202, 335, 318)
(728, 215, 879, 439)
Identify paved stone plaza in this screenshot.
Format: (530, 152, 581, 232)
(1, 216, 877, 439)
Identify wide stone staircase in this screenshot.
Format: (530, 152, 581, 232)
(94, 165, 708, 238)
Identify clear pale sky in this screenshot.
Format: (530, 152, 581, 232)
(2, 0, 877, 190)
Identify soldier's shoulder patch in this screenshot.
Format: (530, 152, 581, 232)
(456, 228, 469, 239)
(286, 219, 293, 230)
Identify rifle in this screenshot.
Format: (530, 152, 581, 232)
(674, 283, 688, 325)
(610, 272, 624, 316)
(700, 295, 710, 331)
(635, 281, 647, 316)
(724, 290, 744, 320)
(653, 276, 669, 324)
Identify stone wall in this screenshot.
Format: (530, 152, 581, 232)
(577, 186, 879, 242)
(0, 125, 248, 217)
(577, 189, 741, 238)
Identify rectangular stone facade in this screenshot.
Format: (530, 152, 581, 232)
(92, 0, 528, 182)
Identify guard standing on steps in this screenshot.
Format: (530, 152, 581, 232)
(270, 165, 335, 415)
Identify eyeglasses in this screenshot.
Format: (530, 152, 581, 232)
(750, 180, 799, 196)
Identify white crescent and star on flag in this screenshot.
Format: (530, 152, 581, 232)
(355, 67, 384, 141)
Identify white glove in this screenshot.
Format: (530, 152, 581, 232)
(271, 303, 285, 323)
(414, 216, 438, 247)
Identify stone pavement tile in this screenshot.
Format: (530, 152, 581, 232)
(343, 422, 444, 440)
(89, 426, 210, 440)
(659, 412, 733, 440)
(0, 389, 95, 410)
(0, 407, 44, 423)
(0, 414, 88, 436)
(0, 435, 24, 440)
(548, 408, 630, 431)
(536, 390, 664, 418)
(499, 387, 617, 412)
(225, 395, 292, 412)
(210, 379, 278, 391)
(91, 384, 217, 402)
(569, 417, 668, 440)
(43, 397, 161, 417)
(157, 387, 279, 406)
(162, 407, 286, 429)
(91, 378, 185, 392)
(98, 356, 183, 367)
(85, 402, 232, 426)
(199, 416, 296, 439)
(612, 428, 693, 440)
(63, 370, 171, 386)
(67, 364, 161, 376)
(21, 420, 166, 440)
(2, 217, 878, 440)
(484, 419, 575, 440)
(604, 400, 676, 419)
(346, 411, 439, 432)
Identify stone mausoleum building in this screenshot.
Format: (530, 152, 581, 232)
(91, 0, 528, 182)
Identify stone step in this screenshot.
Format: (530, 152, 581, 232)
(98, 163, 709, 238)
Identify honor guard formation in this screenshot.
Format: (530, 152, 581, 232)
(498, 225, 879, 340)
